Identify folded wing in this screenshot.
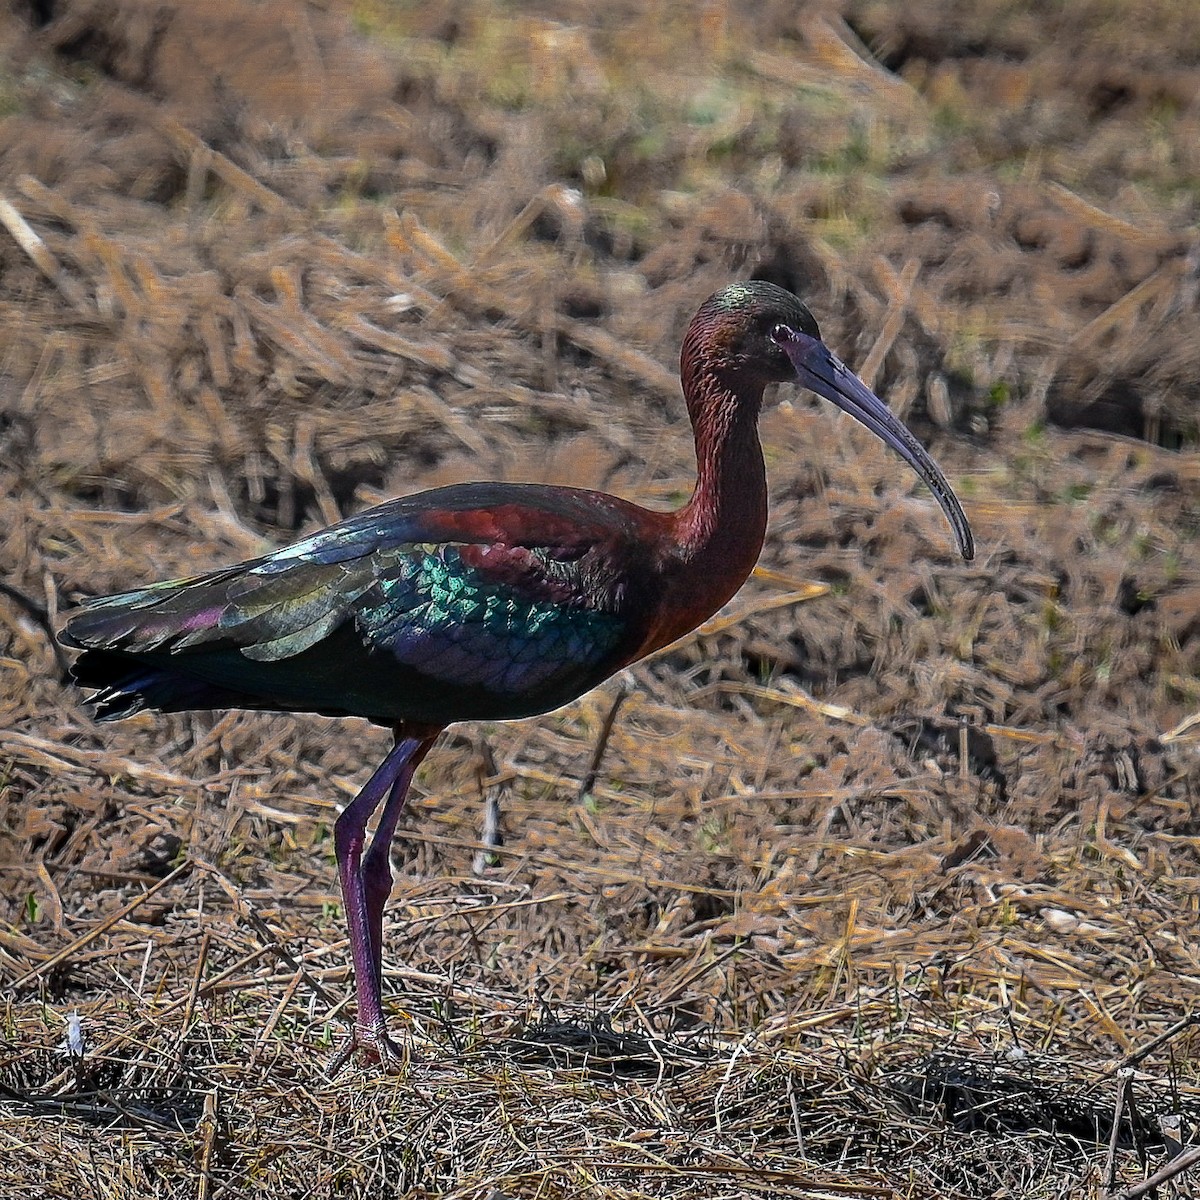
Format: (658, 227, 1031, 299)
(63, 484, 649, 723)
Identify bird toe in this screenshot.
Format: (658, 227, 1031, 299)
(325, 1023, 413, 1077)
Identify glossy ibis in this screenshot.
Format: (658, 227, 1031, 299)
(60, 281, 974, 1069)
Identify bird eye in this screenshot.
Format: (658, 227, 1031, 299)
(770, 323, 791, 345)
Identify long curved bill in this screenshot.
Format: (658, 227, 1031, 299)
(774, 326, 975, 561)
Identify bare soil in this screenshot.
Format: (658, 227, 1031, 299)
(1, 2, 1199, 1197)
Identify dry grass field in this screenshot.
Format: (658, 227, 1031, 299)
(2, 1, 1200, 1196)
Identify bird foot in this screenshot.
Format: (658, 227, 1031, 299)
(326, 1022, 413, 1077)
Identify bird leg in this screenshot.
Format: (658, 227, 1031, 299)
(360, 731, 438, 1004)
(329, 728, 439, 1072)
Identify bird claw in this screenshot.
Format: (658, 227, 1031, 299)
(326, 1023, 413, 1077)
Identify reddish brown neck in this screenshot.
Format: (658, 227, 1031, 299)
(676, 381, 767, 572)
(630, 362, 771, 659)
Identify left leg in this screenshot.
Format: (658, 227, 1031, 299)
(328, 727, 439, 1072)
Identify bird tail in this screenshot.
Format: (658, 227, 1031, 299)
(67, 649, 252, 721)
(60, 572, 248, 720)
